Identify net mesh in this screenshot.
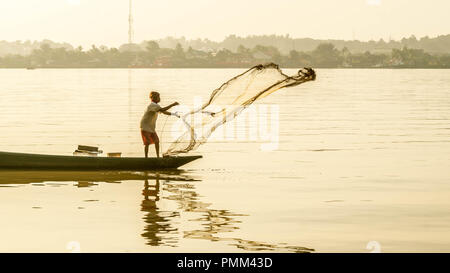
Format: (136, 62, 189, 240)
(164, 63, 316, 156)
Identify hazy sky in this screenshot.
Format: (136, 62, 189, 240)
(0, 0, 449, 47)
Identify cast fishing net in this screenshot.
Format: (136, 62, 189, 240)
(164, 63, 316, 156)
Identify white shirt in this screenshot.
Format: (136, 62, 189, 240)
(140, 102, 162, 133)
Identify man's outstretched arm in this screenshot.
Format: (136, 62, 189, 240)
(159, 102, 179, 112)
(159, 102, 179, 116)
(161, 110, 180, 117)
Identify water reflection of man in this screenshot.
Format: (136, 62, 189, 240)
(141, 177, 160, 210)
(140, 174, 178, 246)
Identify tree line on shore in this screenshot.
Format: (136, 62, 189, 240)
(2, 34, 450, 56)
(0, 41, 449, 69)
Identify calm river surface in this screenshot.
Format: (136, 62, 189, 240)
(0, 68, 449, 252)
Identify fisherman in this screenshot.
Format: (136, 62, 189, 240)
(140, 91, 179, 158)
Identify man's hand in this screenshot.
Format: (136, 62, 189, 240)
(173, 102, 179, 106)
(161, 110, 180, 117)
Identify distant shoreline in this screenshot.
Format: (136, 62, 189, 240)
(1, 42, 449, 70)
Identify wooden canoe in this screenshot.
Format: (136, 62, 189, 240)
(0, 151, 202, 171)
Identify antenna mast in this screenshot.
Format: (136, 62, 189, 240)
(128, 0, 134, 44)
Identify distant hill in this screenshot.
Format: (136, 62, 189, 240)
(0, 39, 73, 57)
(153, 34, 450, 55)
(1, 34, 449, 57)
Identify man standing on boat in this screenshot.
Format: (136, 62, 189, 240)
(140, 91, 179, 158)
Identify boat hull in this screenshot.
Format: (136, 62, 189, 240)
(0, 151, 201, 171)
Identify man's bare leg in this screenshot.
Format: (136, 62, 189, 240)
(155, 141, 160, 158)
(144, 145, 149, 158)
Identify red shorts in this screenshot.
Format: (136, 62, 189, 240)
(141, 130, 159, 145)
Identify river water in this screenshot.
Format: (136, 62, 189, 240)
(0, 68, 449, 252)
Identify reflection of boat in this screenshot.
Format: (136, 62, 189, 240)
(0, 169, 313, 252)
(0, 170, 195, 185)
(0, 151, 202, 171)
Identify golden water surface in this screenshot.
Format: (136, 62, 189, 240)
(0, 68, 449, 252)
